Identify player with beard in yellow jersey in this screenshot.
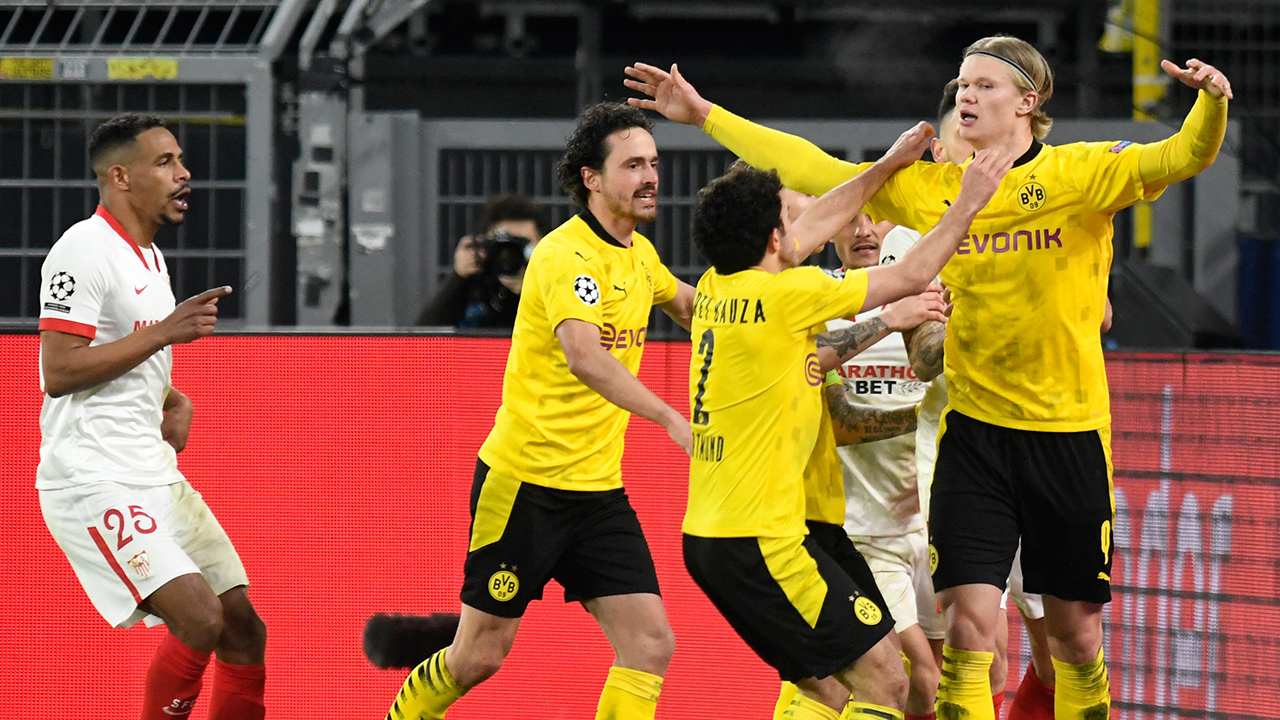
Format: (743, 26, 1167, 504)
(387, 102, 696, 720)
(681, 128, 1011, 720)
(627, 40, 1231, 720)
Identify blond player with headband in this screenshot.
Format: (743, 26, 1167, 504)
(627, 34, 1231, 720)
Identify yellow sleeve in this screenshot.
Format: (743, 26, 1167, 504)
(1136, 89, 1228, 191)
(703, 105, 859, 196)
(703, 105, 940, 230)
(642, 240, 680, 305)
(535, 244, 603, 331)
(780, 267, 870, 333)
(824, 370, 843, 388)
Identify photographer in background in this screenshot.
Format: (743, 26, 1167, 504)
(416, 194, 551, 328)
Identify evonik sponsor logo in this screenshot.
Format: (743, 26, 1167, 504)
(599, 323, 646, 350)
(957, 228, 1062, 255)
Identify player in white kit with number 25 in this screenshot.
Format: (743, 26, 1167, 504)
(37, 114, 266, 720)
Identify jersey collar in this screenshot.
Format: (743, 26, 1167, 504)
(1013, 140, 1043, 168)
(95, 205, 155, 271)
(578, 209, 629, 249)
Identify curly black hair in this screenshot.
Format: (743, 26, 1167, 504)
(557, 102, 654, 207)
(692, 163, 783, 275)
(88, 113, 166, 173)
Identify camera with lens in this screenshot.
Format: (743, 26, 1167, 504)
(475, 229, 533, 276)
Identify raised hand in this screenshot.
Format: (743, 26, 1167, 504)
(161, 286, 231, 345)
(624, 62, 714, 128)
(454, 235, 482, 278)
(957, 148, 1016, 207)
(879, 284, 949, 332)
(1161, 58, 1233, 100)
(880, 122, 936, 170)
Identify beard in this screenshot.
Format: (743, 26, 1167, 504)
(159, 208, 186, 227)
(605, 188, 657, 224)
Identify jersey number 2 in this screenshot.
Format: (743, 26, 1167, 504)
(692, 329, 715, 425)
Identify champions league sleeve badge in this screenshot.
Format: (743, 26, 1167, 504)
(49, 271, 76, 301)
(574, 275, 601, 306)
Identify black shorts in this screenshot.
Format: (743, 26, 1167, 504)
(683, 530, 894, 683)
(806, 520, 893, 620)
(460, 459, 661, 618)
(929, 410, 1114, 604)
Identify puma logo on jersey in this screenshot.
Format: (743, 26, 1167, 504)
(957, 228, 1062, 255)
(613, 284, 628, 296)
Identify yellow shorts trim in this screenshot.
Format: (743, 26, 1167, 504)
(757, 535, 828, 628)
(469, 467, 522, 552)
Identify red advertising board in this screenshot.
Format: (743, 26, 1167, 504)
(3, 336, 1277, 719)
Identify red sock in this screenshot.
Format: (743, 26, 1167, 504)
(208, 659, 266, 720)
(906, 713, 936, 720)
(141, 633, 211, 720)
(1008, 661, 1055, 720)
(992, 690, 1006, 718)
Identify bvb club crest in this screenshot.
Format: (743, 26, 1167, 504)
(1017, 181, 1047, 212)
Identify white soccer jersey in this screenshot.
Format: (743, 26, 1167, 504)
(838, 226, 931, 537)
(37, 206, 182, 490)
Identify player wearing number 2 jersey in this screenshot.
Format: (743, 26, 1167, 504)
(37, 114, 264, 720)
(628, 35, 1229, 720)
(679, 120, 1011, 720)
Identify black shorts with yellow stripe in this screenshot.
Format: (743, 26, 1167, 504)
(460, 459, 661, 618)
(683, 529, 894, 683)
(929, 410, 1114, 604)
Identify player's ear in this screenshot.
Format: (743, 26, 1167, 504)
(581, 166, 601, 194)
(1016, 90, 1039, 117)
(768, 228, 783, 256)
(929, 138, 945, 163)
(104, 164, 131, 192)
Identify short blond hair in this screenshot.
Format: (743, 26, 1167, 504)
(964, 35, 1055, 139)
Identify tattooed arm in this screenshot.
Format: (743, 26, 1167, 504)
(815, 317, 890, 373)
(815, 286, 948, 373)
(826, 382, 918, 445)
(903, 319, 946, 382)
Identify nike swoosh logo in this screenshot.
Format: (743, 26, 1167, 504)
(134, 285, 148, 294)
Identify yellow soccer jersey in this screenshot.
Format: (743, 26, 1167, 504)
(683, 266, 869, 539)
(802, 370, 847, 526)
(704, 92, 1226, 431)
(478, 212, 679, 490)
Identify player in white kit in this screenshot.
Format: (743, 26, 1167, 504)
(37, 114, 265, 720)
(828, 215, 944, 720)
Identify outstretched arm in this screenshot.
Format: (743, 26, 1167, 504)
(785, 123, 934, 263)
(625, 62, 859, 196)
(1137, 60, 1231, 189)
(861, 149, 1014, 311)
(816, 287, 948, 373)
(41, 286, 231, 397)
